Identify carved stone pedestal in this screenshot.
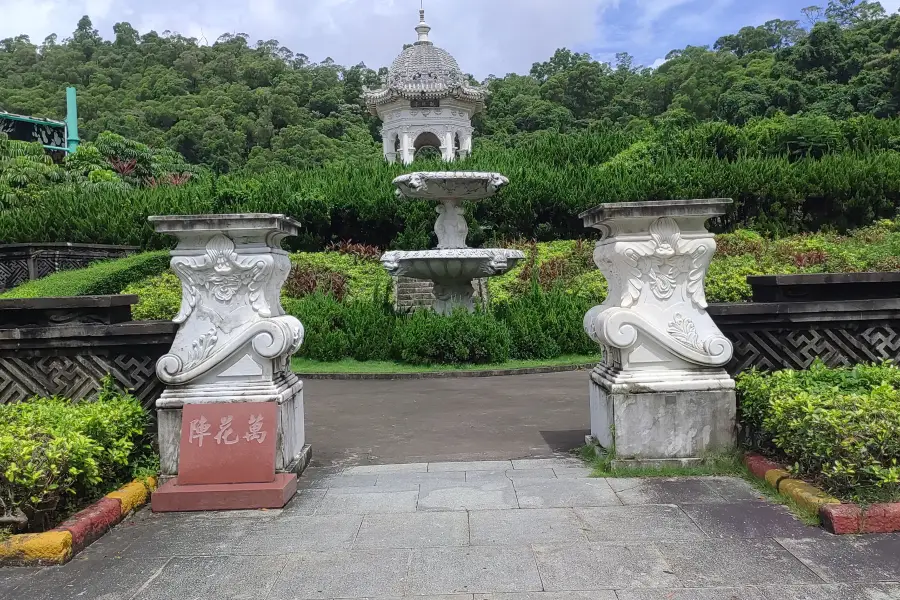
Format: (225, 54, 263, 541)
(580, 199, 737, 463)
(148, 214, 310, 505)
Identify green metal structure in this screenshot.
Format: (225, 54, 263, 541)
(0, 87, 80, 155)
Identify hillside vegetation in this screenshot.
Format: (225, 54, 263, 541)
(1, 1, 899, 248)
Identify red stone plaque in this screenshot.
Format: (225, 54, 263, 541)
(178, 403, 277, 486)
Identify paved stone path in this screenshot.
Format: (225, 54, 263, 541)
(304, 371, 590, 468)
(4, 457, 900, 599)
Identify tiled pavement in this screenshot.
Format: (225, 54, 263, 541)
(3, 457, 900, 599)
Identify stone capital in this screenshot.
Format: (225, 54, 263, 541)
(149, 214, 304, 391)
(581, 199, 735, 391)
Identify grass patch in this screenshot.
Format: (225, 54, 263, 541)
(291, 354, 599, 374)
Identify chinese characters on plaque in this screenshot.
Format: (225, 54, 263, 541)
(188, 414, 269, 447)
(178, 403, 278, 486)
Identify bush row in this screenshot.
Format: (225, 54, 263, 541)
(736, 362, 900, 503)
(2, 122, 900, 249)
(0, 380, 156, 532)
(285, 284, 597, 365)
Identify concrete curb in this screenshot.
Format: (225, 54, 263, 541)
(743, 453, 900, 535)
(0, 477, 157, 566)
(296, 362, 596, 380)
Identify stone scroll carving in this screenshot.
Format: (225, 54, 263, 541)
(148, 215, 304, 390)
(154, 232, 302, 387)
(581, 200, 735, 390)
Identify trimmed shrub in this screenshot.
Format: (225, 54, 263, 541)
(0, 251, 169, 299)
(122, 271, 181, 321)
(737, 362, 900, 502)
(0, 379, 154, 532)
(393, 309, 511, 365)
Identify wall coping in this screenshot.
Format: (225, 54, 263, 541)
(0, 243, 139, 251)
(0, 295, 139, 312)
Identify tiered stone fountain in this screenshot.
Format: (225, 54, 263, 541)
(380, 172, 525, 315)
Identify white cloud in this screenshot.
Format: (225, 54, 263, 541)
(0, 0, 611, 78)
(650, 56, 667, 69)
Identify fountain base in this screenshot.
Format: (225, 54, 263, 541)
(381, 248, 524, 315)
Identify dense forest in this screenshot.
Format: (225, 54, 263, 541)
(1, 0, 899, 249)
(1, 0, 899, 173)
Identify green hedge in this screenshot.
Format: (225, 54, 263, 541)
(0, 380, 156, 532)
(0, 251, 170, 299)
(737, 362, 900, 503)
(281, 285, 595, 366)
(3, 119, 900, 250)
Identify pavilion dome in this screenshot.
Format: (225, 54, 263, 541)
(364, 9, 487, 114)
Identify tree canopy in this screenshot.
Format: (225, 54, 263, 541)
(1, 0, 898, 174)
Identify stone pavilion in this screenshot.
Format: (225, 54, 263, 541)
(364, 8, 487, 164)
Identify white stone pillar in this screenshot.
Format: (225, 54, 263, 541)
(442, 131, 455, 162)
(580, 199, 736, 466)
(149, 214, 310, 481)
(401, 132, 414, 165)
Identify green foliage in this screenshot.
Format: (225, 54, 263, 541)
(0, 379, 154, 531)
(494, 282, 596, 359)
(0, 251, 170, 299)
(122, 271, 182, 321)
(283, 289, 396, 363)
(393, 309, 512, 365)
(737, 361, 900, 502)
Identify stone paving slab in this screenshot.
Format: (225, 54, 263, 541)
(0, 566, 38, 597)
(469, 508, 588, 545)
(777, 535, 900, 583)
(21, 556, 170, 600)
(615, 588, 768, 600)
(533, 542, 679, 590)
(374, 471, 467, 487)
(681, 501, 827, 539)
(551, 466, 594, 478)
(758, 583, 900, 599)
(233, 514, 364, 554)
(465, 468, 558, 482)
(418, 481, 519, 511)
(513, 478, 620, 508)
(406, 546, 543, 595)
(314, 488, 420, 515)
(138, 555, 285, 600)
(575, 505, 706, 541)
(429, 460, 513, 472)
(655, 539, 824, 586)
(271, 549, 412, 599)
(609, 477, 736, 505)
(354, 512, 469, 549)
(510, 458, 584, 470)
(474, 593, 617, 600)
(344, 463, 429, 474)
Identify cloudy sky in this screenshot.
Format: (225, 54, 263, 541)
(2, 0, 899, 78)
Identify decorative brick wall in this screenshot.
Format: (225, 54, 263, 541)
(0, 295, 177, 411)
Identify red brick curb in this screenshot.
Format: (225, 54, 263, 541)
(743, 453, 900, 535)
(0, 477, 156, 566)
(57, 497, 124, 554)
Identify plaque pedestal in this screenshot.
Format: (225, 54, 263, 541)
(147, 214, 310, 511)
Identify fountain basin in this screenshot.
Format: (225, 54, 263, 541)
(393, 172, 509, 202)
(381, 249, 524, 314)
